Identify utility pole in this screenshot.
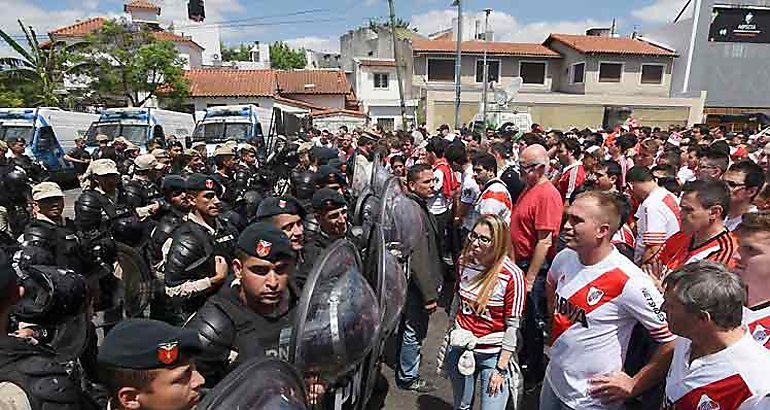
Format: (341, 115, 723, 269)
(452, 0, 463, 130)
(481, 8, 492, 129)
(387, 0, 408, 130)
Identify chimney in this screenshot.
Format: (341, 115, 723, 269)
(585, 27, 611, 37)
(475, 20, 481, 40)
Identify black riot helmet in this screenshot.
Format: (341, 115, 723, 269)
(291, 169, 315, 201)
(196, 357, 307, 410)
(4, 170, 31, 202)
(14, 265, 88, 325)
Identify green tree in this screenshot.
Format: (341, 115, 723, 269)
(220, 42, 251, 61)
(0, 83, 24, 107)
(80, 19, 189, 107)
(269, 42, 306, 70)
(0, 20, 84, 106)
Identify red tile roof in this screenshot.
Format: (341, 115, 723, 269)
(154, 31, 203, 49)
(124, 0, 160, 14)
(412, 38, 561, 58)
(544, 34, 677, 57)
(184, 69, 276, 97)
(358, 59, 397, 67)
(49, 17, 106, 37)
(312, 108, 367, 119)
(276, 70, 352, 95)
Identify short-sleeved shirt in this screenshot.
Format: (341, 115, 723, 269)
(657, 230, 737, 273)
(460, 164, 481, 231)
(744, 304, 770, 350)
(634, 187, 681, 264)
(556, 162, 586, 202)
(726, 205, 758, 232)
(510, 181, 563, 262)
(546, 248, 675, 409)
(665, 333, 770, 410)
(66, 146, 90, 174)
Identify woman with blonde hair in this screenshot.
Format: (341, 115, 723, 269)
(447, 214, 527, 410)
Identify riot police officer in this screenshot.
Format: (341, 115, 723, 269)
(314, 164, 347, 196)
(295, 189, 349, 290)
(232, 145, 258, 197)
(181, 149, 206, 176)
(118, 143, 140, 176)
(122, 154, 164, 220)
(185, 222, 298, 386)
(97, 319, 205, 410)
(17, 182, 82, 272)
(0, 254, 96, 410)
(7, 137, 47, 184)
(147, 175, 190, 268)
(213, 146, 238, 206)
(163, 174, 237, 323)
(256, 196, 306, 255)
(0, 170, 31, 248)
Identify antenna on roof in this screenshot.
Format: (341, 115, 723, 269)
(610, 18, 617, 37)
(674, 0, 693, 23)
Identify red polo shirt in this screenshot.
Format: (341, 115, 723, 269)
(510, 181, 564, 261)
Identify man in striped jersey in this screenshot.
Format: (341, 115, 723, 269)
(735, 211, 770, 350)
(643, 179, 737, 279)
(555, 138, 586, 202)
(471, 153, 513, 226)
(627, 166, 681, 265)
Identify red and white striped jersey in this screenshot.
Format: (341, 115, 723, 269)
(546, 248, 676, 409)
(611, 224, 636, 249)
(665, 333, 770, 410)
(474, 179, 513, 226)
(557, 162, 586, 202)
(634, 187, 681, 264)
(455, 257, 526, 354)
(744, 304, 770, 350)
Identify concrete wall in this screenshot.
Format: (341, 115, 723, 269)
(285, 94, 345, 109)
(423, 89, 705, 130)
(357, 65, 401, 102)
(339, 27, 414, 99)
(412, 54, 557, 91)
(176, 43, 203, 69)
(645, 0, 770, 108)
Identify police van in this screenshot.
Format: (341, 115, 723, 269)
(85, 107, 195, 153)
(0, 107, 99, 175)
(191, 105, 273, 155)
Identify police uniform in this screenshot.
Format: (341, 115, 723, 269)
(0, 170, 31, 248)
(17, 183, 82, 272)
(121, 154, 164, 222)
(0, 258, 96, 410)
(295, 189, 348, 291)
(163, 174, 238, 322)
(185, 223, 298, 386)
(213, 147, 238, 206)
(98, 319, 203, 409)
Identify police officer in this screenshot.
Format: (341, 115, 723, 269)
(181, 149, 205, 176)
(0, 169, 31, 247)
(122, 154, 164, 220)
(168, 141, 185, 175)
(209, 146, 236, 205)
(91, 135, 116, 160)
(185, 222, 298, 385)
(17, 182, 82, 272)
(147, 175, 190, 268)
(163, 174, 237, 323)
(295, 189, 349, 290)
(256, 196, 306, 255)
(118, 143, 140, 176)
(315, 164, 347, 195)
(97, 319, 205, 410)
(0, 254, 95, 410)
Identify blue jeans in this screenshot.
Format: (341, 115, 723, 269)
(396, 284, 430, 386)
(539, 376, 574, 410)
(447, 347, 509, 410)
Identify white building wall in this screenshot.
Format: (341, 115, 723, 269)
(189, 96, 274, 113)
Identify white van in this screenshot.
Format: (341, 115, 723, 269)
(85, 107, 195, 152)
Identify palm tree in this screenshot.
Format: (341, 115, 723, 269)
(0, 20, 86, 107)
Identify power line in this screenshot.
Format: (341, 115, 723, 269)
(173, 7, 337, 29)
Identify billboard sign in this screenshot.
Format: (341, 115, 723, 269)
(709, 6, 770, 43)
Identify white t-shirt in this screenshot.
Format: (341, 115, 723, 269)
(677, 166, 696, 185)
(460, 163, 481, 231)
(546, 248, 676, 409)
(726, 205, 758, 232)
(665, 333, 770, 410)
(744, 304, 770, 351)
(634, 187, 681, 264)
(427, 167, 450, 215)
(474, 179, 512, 226)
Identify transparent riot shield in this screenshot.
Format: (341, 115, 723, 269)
(196, 357, 307, 410)
(290, 239, 381, 389)
(379, 176, 425, 260)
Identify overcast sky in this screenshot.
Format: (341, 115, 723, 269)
(1, 0, 692, 55)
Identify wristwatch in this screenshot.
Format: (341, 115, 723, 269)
(495, 365, 508, 376)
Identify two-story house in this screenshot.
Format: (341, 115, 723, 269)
(412, 31, 707, 130)
(351, 58, 418, 130)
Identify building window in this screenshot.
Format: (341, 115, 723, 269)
(374, 73, 389, 89)
(520, 62, 546, 85)
(598, 62, 623, 83)
(475, 60, 500, 83)
(571, 62, 585, 84)
(641, 64, 664, 84)
(377, 117, 395, 130)
(427, 58, 455, 82)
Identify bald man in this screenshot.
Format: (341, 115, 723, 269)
(510, 144, 564, 385)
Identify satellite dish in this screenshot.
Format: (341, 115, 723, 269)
(505, 77, 523, 103)
(493, 88, 508, 105)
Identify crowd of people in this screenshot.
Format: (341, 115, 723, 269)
(0, 119, 769, 410)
